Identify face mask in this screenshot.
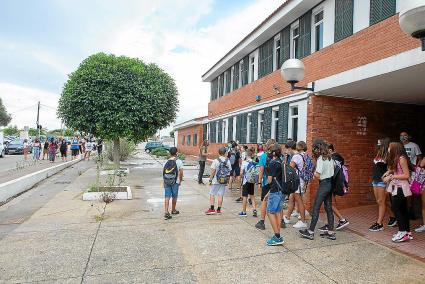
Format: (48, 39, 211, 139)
(400, 136, 408, 142)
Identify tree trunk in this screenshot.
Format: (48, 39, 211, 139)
(113, 138, 120, 166)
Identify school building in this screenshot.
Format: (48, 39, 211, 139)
(174, 0, 425, 209)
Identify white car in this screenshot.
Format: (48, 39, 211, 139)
(0, 132, 5, 158)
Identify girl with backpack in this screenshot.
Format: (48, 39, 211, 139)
(382, 142, 413, 242)
(299, 140, 336, 241)
(414, 158, 425, 233)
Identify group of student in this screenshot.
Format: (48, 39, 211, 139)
(162, 131, 425, 245)
(69, 136, 103, 161)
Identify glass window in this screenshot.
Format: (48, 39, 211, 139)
(314, 11, 324, 52)
(274, 35, 281, 70)
(250, 56, 255, 82)
(247, 114, 251, 143)
(182, 135, 185, 145)
(290, 107, 299, 142)
(187, 135, 191, 146)
(272, 109, 279, 141)
(193, 134, 197, 146)
(292, 26, 300, 59)
(258, 111, 264, 143)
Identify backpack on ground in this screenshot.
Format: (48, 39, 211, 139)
(163, 159, 178, 186)
(245, 161, 260, 184)
(332, 160, 349, 196)
(299, 154, 315, 183)
(216, 158, 231, 184)
(410, 166, 425, 195)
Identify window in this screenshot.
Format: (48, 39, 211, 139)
(334, 0, 354, 42)
(271, 108, 279, 141)
(291, 24, 300, 59)
(370, 0, 396, 25)
(218, 75, 224, 97)
(230, 66, 234, 92)
(258, 111, 264, 143)
(238, 60, 243, 87)
(240, 56, 249, 86)
(248, 50, 258, 83)
(206, 123, 210, 140)
(193, 134, 197, 146)
(233, 117, 237, 141)
(215, 122, 219, 143)
(187, 135, 191, 146)
(274, 34, 281, 71)
(224, 69, 231, 95)
(247, 113, 251, 143)
(289, 107, 299, 142)
(313, 10, 324, 52)
(222, 120, 227, 143)
(181, 135, 185, 145)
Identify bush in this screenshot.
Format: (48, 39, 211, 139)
(151, 148, 169, 157)
(177, 153, 185, 160)
(106, 139, 136, 162)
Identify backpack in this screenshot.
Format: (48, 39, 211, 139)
(332, 160, 349, 196)
(163, 159, 178, 186)
(410, 166, 425, 195)
(245, 161, 260, 184)
(216, 158, 231, 184)
(299, 154, 315, 183)
(267, 158, 299, 195)
(229, 149, 237, 165)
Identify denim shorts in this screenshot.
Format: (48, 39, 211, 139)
(164, 183, 179, 198)
(210, 184, 226, 196)
(267, 191, 284, 214)
(372, 181, 386, 188)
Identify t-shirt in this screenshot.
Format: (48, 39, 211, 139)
(86, 142, 94, 152)
(404, 142, 422, 165)
(48, 142, 57, 151)
(372, 158, 387, 183)
(211, 156, 232, 185)
(70, 139, 79, 150)
(258, 152, 269, 187)
(316, 156, 334, 180)
(228, 149, 241, 168)
(44, 142, 49, 149)
(166, 157, 184, 184)
(291, 153, 305, 188)
(241, 158, 254, 185)
(23, 142, 28, 149)
(199, 145, 208, 162)
(266, 159, 282, 192)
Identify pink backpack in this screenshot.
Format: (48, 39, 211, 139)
(410, 166, 425, 195)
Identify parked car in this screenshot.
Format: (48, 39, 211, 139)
(5, 139, 32, 155)
(144, 141, 170, 152)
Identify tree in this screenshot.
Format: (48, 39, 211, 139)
(58, 53, 179, 164)
(170, 130, 175, 138)
(0, 98, 12, 127)
(3, 125, 19, 136)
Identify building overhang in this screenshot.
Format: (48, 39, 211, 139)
(314, 47, 425, 105)
(202, 0, 323, 82)
(173, 117, 208, 131)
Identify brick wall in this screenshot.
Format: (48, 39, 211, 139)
(208, 15, 420, 119)
(176, 125, 204, 156)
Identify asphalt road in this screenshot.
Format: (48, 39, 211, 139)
(0, 154, 32, 172)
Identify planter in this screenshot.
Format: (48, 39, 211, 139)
(82, 186, 132, 201)
(100, 167, 130, 176)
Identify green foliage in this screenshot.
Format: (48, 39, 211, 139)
(57, 53, 179, 143)
(3, 125, 19, 136)
(151, 148, 170, 157)
(170, 130, 174, 138)
(0, 98, 11, 127)
(177, 153, 185, 160)
(63, 128, 76, 137)
(106, 139, 136, 161)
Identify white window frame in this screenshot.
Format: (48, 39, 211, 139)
(257, 110, 264, 143)
(271, 107, 279, 141)
(290, 21, 300, 59)
(217, 75, 222, 97)
(288, 106, 299, 142)
(238, 60, 243, 87)
(206, 124, 210, 141)
(215, 122, 219, 143)
(247, 113, 251, 143)
(222, 119, 228, 143)
(273, 34, 281, 71)
(232, 117, 237, 141)
(248, 49, 258, 83)
(223, 71, 228, 95)
(287, 100, 307, 142)
(312, 8, 324, 53)
(230, 66, 234, 92)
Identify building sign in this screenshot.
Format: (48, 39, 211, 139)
(356, 116, 367, 136)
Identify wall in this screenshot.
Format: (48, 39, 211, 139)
(176, 125, 204, 156)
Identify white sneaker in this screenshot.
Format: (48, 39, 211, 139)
(291, 211, 300, 218)
(293, 220, 307, 229)
(305, 210, 310, 217)
(283, 216, 291, 224)
(415, 224, 425, 233)
(391, 231, 403, 242)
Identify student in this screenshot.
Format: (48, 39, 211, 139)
(382, 142, 413, 242)
(300, 140, 336, 240)
(256, 144, 264, 163)
(198, 140, 209, 185)
(70, 136, 80, 160)
(23, 139, 29, 161)
(60, 138, 68, 162)
(400, 132, 422, 166)
(228, 141, 241, 191)
(205, 147, 232, 215)
(265, 143, 284, 246)
(241, 145, 248, 162)
(255, 139, 276, 230)
(415, 158, 425, 233)
(283, 141, 308, 229)
(42, 139, 49, 160)
(48, 138, 57, 163)
(369, 138, 395, 231)
(238, 149, 258, 217)
(32, 138, 41, 161)
(163, 147, 183, 220)
(84, 139, 94, 161)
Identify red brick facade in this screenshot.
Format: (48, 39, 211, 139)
(176, 124, 204, 156)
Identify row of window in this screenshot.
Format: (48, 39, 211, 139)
(205, 104, 300, 145)
(181, 134, 198, 147)
(210, 0, 396, 101)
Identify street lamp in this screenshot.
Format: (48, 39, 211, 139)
(399, 0, 425, 51)
(281, 59, 315, 92)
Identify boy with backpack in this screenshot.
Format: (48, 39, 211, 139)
(238, 149, 258, 217)
(206, 147, 232, 215)
(228, 141, 241, 191)
(163, 147, 184, 220)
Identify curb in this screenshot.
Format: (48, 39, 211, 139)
(0, 158, 83, 205)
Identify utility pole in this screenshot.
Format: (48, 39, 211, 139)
(36, 101, 40, 138)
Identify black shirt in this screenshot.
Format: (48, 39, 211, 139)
(267, 159, 282, 193)
(228, 149, 241, 167)
(372, 159, 387, 183)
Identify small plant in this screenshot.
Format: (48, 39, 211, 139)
(151, 148, 170, 157)
(177, 153, 185, 160)
(88, 183, 99, 192)
(105, 139, 136, 162)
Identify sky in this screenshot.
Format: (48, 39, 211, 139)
(0, 0, 283, 135)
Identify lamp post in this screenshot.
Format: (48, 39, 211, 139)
(399, 0, 425, 51)
(280, 59, 315, 92)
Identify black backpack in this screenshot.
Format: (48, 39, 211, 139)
(281, 161, 300, 195)
(332, 160, 346, 196)
(163, 159, 178, 186)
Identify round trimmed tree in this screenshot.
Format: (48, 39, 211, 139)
(58, 53, 179, 164)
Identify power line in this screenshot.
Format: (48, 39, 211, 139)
(8, 104, 38, 114)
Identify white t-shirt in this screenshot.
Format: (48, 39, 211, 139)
(211, 156, 232, 185)
(166, 158, 183, 184)
(291, 153, 305, 188)
(86, 142, 94, 151)
(316, 156, 334, 180)
(404, 142, 422, 165)
(241, 158, 253, 185)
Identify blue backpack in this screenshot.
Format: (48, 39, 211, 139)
(216, 158, 231, 184)
(245, 161, 260, 184)
(299, 153, 315, 183)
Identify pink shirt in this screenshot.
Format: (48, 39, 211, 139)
(387, 158, 411, 197)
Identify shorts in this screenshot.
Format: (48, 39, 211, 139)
(242, 183, 255, 197)
(60, 151, 67, 157)
(209, 184, 226, 196)
(164, 183, 179, 198)
(261, 185, 270, 201)
(71, 149, 79, 156)
(267, 191, 284, 214)
(372, 181, 386, 188)
(230, 166, 240, 177)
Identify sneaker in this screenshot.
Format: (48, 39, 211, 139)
(299, 229, 314, 240)
(255, 220, 265, 230)
(280, 219, 286, 229)
(205, 208, 216, 215)
(369, 223, 384, 232)
(336, 219, 349, 230)
(408, 232, 413, 240)
(171, 210, 180, 215)
(293, 220, 307, 229)
(388, 217, 397, 227)
(283, 216, 291, 224)
(392, 231, 409, 243)
(414, 224, 425, 233)
(238, 212, 247, 217)
(318, 224, 329, 232)
(320, 231, 336, 240)
(253, 210, 258, 217)
(216, 209, 222, 215)
(235, 197, 243, 203)
(291, 211, 300, 218)
(164, 213, 172, 220)
(266, 235, 284, 246)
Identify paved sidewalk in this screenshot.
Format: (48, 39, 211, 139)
(0, 152, 424, 283)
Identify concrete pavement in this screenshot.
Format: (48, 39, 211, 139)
(0, 152, 424, 283)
